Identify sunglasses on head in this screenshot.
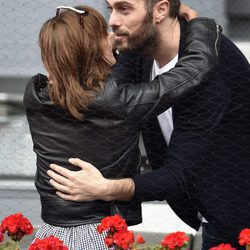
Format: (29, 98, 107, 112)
(56, 6, 89, 25)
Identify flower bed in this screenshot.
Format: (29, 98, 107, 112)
(0, 213, 249, 250)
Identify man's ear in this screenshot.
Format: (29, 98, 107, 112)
(153, 0, 170, 23)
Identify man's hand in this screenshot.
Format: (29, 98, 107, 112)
(179, 3, 199, 22)
(47, 158, 135, 202)
(47, 158, 110, 202)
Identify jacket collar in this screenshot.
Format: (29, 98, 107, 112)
(178, 17, 188, 59)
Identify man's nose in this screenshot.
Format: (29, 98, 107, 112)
(108, 12, 122, 28)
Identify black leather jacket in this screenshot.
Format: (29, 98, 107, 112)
(24, 18, 220, 227)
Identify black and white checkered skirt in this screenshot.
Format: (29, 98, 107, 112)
(34, 222, 115, 250)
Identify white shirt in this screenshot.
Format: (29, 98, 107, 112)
(151, 55, 208, 224)
(150, 55, 178, 145)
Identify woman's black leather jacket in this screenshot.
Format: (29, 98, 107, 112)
(23, 18, 221, 227)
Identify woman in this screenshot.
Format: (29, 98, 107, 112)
(24, 4, 219, 250)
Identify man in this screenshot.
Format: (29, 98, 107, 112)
(48, 1, 250, 249)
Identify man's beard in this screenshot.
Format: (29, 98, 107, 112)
(114, 14, 160, 56)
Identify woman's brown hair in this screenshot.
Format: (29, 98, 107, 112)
(39, 5, 112, 119)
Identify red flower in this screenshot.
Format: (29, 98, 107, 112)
(97, 215, 134, 249)
(97, 217, 111, 234)
(0, 213, 33, 241)
(209, 243, 236, 250)
(239, 228, 250, 246)
(112, 214, 128, 232)
(104, 236, 114, 247)
(161, 231, 189, 250)
(97, 214, 128, 234)
(0, 231, 4, 243)
(113, 230, 134, 250)
(136, 233, 145, 244)
(28, 235, 68, 250)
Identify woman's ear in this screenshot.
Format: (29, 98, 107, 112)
(154, 0, 170, 23)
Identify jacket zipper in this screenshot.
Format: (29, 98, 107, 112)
(215, 24, 222, 57)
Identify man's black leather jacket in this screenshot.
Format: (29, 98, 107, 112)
(23, 18, 220, 227)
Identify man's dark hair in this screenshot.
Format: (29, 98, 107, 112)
(144, 0, 181, 18)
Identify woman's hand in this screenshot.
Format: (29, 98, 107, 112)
(179, 3, 198, 22)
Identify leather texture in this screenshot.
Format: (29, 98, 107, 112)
(23, 18, 220, 227)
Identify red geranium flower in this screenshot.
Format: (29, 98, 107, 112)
(104, 235, 114, 248)
(112, 214, 128, 232)
(113, 230, 134, 250)
(209, 243, 236, 250)
(161, 231, 189, 250)
(239, 228, 250, 246)
(97, 216, 112, 233)
(28, 235, 68, 250)
(0, 213, 33, 241)
(97, 214, 128, 234)
(136, 233, 145, 244)
(97, 214, 133, 249)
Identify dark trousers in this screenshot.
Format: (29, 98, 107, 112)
(202, 223, 245, 250)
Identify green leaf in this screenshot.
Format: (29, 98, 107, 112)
(0, 239, 20, 250)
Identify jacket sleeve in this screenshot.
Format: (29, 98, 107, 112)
(116, 18, 221, 121)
